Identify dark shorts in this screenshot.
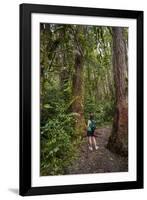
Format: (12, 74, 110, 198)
(87, 130, 95, 137)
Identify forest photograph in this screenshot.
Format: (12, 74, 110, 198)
(40, 23, 128, 176)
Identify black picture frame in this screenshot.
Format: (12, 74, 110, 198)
(19, 3, 144, 196)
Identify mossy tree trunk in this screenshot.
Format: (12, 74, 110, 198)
(72, 49, 86, 134)
(107, 27, 128, 156)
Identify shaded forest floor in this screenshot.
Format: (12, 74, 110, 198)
(66, 127, 128, 174)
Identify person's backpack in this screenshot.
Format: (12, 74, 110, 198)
(89, 120, 96, 131)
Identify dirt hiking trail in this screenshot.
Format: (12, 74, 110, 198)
(67, 127, 128, 174)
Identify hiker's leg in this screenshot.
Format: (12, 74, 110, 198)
(92, 136, 97, 146)
(88, 136, 93, 150)
(88, 136, 92, 147)
(92, 136, 99, 149)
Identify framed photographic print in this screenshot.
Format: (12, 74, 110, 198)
(19, 3, 143, 196)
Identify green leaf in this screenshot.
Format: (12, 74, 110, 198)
(43, 104, 52, 109)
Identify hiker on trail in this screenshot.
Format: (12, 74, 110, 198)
(87, 113, 99, 151)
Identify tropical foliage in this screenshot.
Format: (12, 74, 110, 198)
(40, 24, 128, 175)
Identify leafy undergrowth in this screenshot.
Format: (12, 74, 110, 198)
(40, 104, 82, 176)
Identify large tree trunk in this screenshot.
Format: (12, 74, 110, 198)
(107, 27, 128, 156)
(72, 49, 86, 134)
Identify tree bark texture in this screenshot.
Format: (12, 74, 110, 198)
(107, 27, 128, 156)
(72, 50, 86, 134)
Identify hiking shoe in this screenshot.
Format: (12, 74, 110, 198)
(95, 145, 99, 150)
(89, 146, 93, 151)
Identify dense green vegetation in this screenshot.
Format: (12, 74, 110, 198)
(40, 24, 128, 175)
